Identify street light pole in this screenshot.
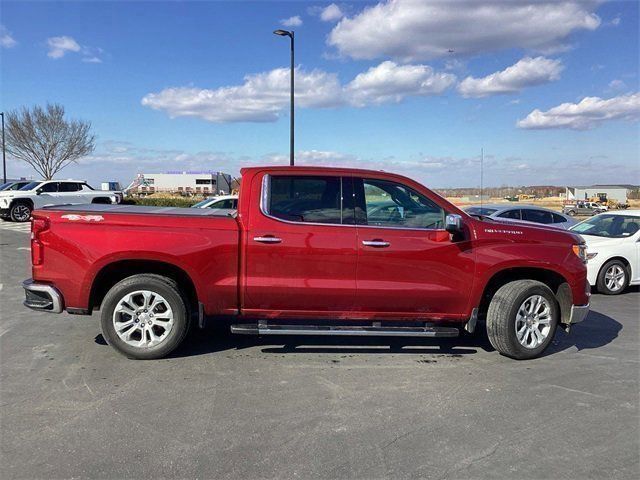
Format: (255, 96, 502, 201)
(273, 29, 295, 166)
(1, 112, 6, 183)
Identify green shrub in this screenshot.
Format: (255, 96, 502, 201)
(122, 197, 199, 208)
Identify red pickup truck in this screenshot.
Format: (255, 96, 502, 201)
(23, 166, 590, 360)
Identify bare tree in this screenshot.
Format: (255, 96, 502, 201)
(5, 104, 96, 179)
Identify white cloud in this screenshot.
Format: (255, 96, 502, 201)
(517, 92, 640, 130)
(458, 57, 564, 98)
(0, 25, 17, 48)
(46, 35, 104, 62)
(142, 61, 455, 122)
(320, 4, 344, 22)
(328, 0, 601, 61)
(607, 79, 626, 92)
(47, 36, 81, 58)
(346, 61, 456, 106)
(142, 67, 344, 123)
(280, 16, 303, 27)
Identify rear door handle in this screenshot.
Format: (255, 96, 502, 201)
(254, 236, 282, 244)
(362, 240, 390, 248)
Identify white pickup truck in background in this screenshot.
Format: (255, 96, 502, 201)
(0, 179, 122, 222)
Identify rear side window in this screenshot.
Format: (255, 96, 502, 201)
(58, 182, 80, 192)
(552, 213, 567, 223)
(268, 176, 342, 224)
(522, 209, 553, 224)
(498, 209, 521, 220)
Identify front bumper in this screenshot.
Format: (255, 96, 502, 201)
(22, 279, 64, 313)
(569, 303, 590, 324)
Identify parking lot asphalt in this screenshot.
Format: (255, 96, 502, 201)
(1, 223, 638, 479)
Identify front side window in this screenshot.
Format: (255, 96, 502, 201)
(212, 199, 235, 209)
(267, 175, 342, 224)
(498, 209, 521, 220)
(358, 178, 445, 229)
(39, 182, 59, 193)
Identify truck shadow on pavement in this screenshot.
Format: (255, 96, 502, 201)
(92, 309, 622, 359)
(135, 309, 621, 359)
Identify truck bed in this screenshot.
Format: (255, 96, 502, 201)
(42, 203, 236, 217)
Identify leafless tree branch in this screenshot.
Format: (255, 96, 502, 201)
(5, 104, 96, 180)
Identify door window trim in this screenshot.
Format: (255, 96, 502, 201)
(260, 174, 353, 228)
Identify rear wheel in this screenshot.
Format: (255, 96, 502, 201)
(486, 280, 559, 360)
(100, 274, 191, 359)
(596, 260, 629, 295)
(9, 202, 32, 222)
(566, 210, 576, 216)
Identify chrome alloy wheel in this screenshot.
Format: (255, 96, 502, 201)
(515, 295, 552, 349)
(604, 265, 626, 292)
(12, 204, 31, 222)
(112, 290, 174, 348)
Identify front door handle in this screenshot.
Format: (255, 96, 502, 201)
(254, 236, 282, 244)
(362, 240, 390, 248)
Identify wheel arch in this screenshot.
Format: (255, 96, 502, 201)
(10, 197, 34, 209)
(91, 197, 113, 204)
(477, 267, 572, 326)
(89, 259, 198, 313)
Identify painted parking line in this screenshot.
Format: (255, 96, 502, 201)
(0, 221, 31, 233)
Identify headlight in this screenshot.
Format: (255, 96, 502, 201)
(586, 252, 598, 260)
(572, 244, 588, 264)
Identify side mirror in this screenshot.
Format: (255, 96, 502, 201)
(35, 189, 42, 195)
(445, 214, 463, 234)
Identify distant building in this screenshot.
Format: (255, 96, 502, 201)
(565, 185, 634, 203)
(126, 171, 233, 195)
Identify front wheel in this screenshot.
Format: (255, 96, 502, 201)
(596, 260, 629, 295)
(486, 280, 559, 360)
(9, 202, 32, 222)
(100, 274, 191, 359)
(566, 210, 576, 216)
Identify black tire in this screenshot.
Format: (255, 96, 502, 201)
(486, 280, 559, 360)
(566, 210, 576, 216)
(596, 259, 629, 295)
(9, 202, 32, 222)
(100, 274, 191, 359)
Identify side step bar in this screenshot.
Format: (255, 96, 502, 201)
(230, 322, 459, 338)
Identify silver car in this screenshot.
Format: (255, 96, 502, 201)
(463, 204, 577, 230)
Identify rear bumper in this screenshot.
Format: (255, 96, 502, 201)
(569, 303, 590, 324)
(22, 279, 64, 313)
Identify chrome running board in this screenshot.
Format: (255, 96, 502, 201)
(231, 321, 459, 338)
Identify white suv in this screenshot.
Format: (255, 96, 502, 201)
(0, 180, 122, 222)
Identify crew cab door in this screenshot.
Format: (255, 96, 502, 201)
(243, 173, 358, 315)
(353, 176, 475, 318)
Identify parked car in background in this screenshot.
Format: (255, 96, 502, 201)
(0, 180, 122, 222)
(23, 166, 589, 361)
(562, 201, 606, 216)
(190, 195, 238, 210)
(0, 180, 31, 192)
(464, 204, 576, 230)
(570, 211, 640, 295)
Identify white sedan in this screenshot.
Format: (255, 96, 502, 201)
(190, 195, 237, 210)
(570, 210, 640, 294)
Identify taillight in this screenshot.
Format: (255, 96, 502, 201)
(31, 217, 49, 266)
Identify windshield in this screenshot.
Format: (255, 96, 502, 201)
(0, 182, 11, 190)
(571, 214, 640, 238)
(19, 181, 42, 191)
(191, 198, 213, 208)
(465, 207, 499, 216)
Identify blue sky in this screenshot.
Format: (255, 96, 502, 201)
(1, 0, 639, 188)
